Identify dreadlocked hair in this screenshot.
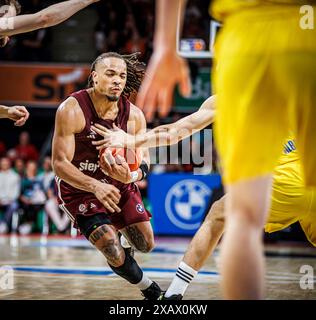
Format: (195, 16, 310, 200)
(0, 0, 21, 14)
(87, 52, 146, 98)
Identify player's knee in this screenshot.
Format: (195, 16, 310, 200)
(144, 237, 155, 253)
(231, 206, 265, 229)
(101, 238, 125, 267)
(134, 236, 155, 253)
(137, 239, 154, 253)
(90, 227, 124, 266)
(205, 199, 225, 225)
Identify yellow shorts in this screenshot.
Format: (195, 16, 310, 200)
(213, 5, 316, 186)
(266, 161, 316, 247)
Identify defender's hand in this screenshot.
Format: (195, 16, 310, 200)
(136, 48, 191, 122)
(93, 181, 121, 213)
(92, 123, 132, 149)
(8, 106, 30, 126)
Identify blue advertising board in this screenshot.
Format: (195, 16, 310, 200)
(148, 173, 222, 236)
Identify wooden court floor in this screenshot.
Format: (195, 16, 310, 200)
(0, 235, 315, 300)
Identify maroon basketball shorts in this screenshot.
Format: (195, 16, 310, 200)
(57, 183, 151, 231)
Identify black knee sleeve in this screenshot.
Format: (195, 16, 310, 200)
(108, 253, 143, 284)
(77, 213, 111, 239)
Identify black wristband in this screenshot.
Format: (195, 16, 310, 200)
(139, 161, 149, 180)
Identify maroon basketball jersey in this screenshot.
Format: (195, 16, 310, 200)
(57, 89, 131, 196)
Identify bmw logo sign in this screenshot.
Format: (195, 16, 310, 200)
(165, 179, 211, 230)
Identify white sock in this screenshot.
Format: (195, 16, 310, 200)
(120, 234, 131, 249)
(165, 261, 198, 298)
(136, 273, 153, 291)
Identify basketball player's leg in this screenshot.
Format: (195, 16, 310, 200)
(221, 176, 308, 299)
(118, 187, 155, 254)
(214, 16, 291, 299)
(120, 220, 155, 253)
(221, 176, 273, 299)
(164, 196, 226, 299)
(183, 197, 225, 270)
(77, 213, 125, 267)
(118, 220, 162, 299)
(77, 213, 160, 299)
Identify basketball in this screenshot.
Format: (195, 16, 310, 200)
(99, 147, 142, 171)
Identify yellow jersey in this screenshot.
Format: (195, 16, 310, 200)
(273, 137, 303, 192)
(267, 137, 316, 247)
(212, 0, 316, 21)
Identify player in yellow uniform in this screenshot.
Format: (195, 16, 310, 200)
(211, 0, 316, 299)
(92, 96, 316, 299)
(136, 0, 316, 299)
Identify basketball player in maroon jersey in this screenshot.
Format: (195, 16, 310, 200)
(52, 52, 162, 300)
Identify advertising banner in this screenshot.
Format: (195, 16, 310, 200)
(0, 63, 90, 106)
(148, 173, 222, 236)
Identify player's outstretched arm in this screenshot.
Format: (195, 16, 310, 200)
(0, 105, 29, 126)
(92, 95, 216, 149)
(130, 105, 151, 182)
(0, 0, 100, 36)
(136, 0, 191, 121)
(52, 97, 121, 213)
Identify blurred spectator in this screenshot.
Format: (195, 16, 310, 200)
(19, 160, 46, 235)
(2, 0, 208, 66)
(16, 29, 52, 62)
(12, 131, 39, 162)
(11, 0, 52, 62)
(14, 158, 25, 177)
(107, 29, 122, 52)
(38, 156, 55, 192)
(0, 157, 20, 234)
(122, 13, 147, 57)
(45, 179, 70, 233)
(0, 140, 6, 157)
(93, 0, 154, 60)
(186, 2, 202, 20)
(38, 155, 70, 233)
(123, 31, 147, 57)
(141, 11, 154, 62)
(0, 37, 17, 61)
(94, 1, 125, 54)
(94, 21, 107, 55)
(183, 0, 209, 45)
